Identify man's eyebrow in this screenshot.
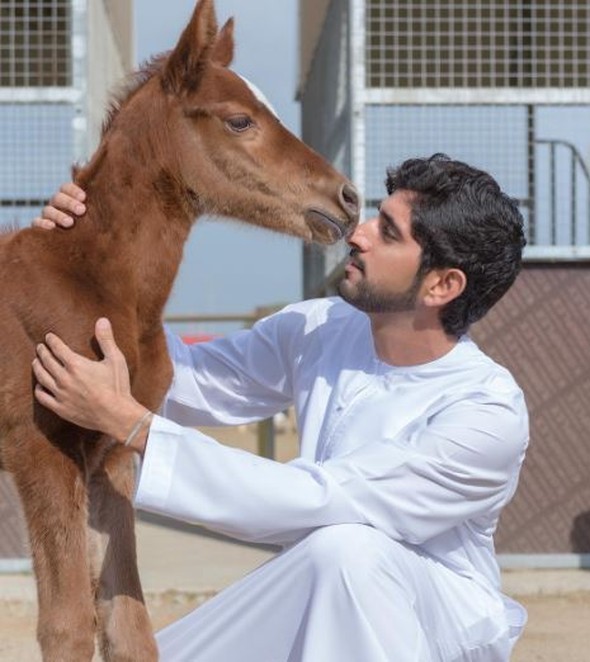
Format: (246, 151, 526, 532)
(378, 207, 401, 236)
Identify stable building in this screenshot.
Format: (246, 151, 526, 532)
(0, 0, 134, 568)
(299, 0, 590, 564)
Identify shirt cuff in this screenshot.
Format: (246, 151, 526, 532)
(134, 414, 181, 514)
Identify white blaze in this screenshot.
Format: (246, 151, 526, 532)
(238, 75, 279, 119)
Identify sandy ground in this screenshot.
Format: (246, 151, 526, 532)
(1, 588, 590, 661)
(2, 425, 589, 660)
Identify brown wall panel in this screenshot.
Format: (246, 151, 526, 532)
(471, 265, 590, 553)
(0, 470, 29, 559)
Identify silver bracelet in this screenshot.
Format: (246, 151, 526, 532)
(124, 410, 153, 447)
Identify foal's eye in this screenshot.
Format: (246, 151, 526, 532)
(225, 115, 254, 133)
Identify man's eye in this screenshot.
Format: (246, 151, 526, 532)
(226, 115, 254, 133)
(381, 223, 396, 240)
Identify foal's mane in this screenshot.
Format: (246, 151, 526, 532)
(101, 54, 168, 138)
(70, 55, 170, 207)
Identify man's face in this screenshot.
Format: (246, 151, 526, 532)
(338, 190, 424, 313)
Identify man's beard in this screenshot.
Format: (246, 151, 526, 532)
(337, 272, 423, 314)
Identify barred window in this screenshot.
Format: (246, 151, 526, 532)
(0, 0, 71, 87)
(367, 0, 590, 88)
(0, 103, 74, 226)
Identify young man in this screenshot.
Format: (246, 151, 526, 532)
(33, 154, 528, 661)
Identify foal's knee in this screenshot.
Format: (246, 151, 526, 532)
(38, 618, 95, 662)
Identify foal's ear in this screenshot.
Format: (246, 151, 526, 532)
(162, 0, 219, 93)
(211, 18, 235, 67)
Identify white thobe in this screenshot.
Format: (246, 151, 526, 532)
(134, 297, 529, 661)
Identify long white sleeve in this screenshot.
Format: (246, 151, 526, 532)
(160, 304, 314, 426)
(135, 389, 527, 547)
(135, 415, 367, 546)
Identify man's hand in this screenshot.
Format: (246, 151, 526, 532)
(32, 318, 149, 447)
(33, 182, 87, 229)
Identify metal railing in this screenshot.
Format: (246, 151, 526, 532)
(533, 138, 590, 249)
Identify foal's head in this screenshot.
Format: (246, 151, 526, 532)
(99, 0, 359, 243)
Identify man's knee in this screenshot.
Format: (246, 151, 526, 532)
(301, 524, 398, 582)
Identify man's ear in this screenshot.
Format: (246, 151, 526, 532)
(422, 268, 466, 308)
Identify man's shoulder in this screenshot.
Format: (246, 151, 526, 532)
(278, 296, 362, 328)
(458, 336, 524, 398)
(263, 297, 366, 363)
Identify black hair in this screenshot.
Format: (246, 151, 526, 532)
(386, 153, 526, 337)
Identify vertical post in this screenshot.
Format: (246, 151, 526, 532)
(71, 0, 88, 162)
(257, 418, 275, 459)
(526, 104, 536, 245)
(349, 0, 366, 222)
(571, 147, 577, 245)
(549, 142, 556, 245)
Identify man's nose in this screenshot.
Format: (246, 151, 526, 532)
(347, 220, 373, 251)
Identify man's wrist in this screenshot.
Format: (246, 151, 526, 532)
(126, 423, 151, 455)
(110, 402, 152, 453)
(123, 410, 153, 454)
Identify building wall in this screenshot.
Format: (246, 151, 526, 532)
(103, 0, 134, 72)
(298, 0, 331, 96)
(298, 1, 590, 557)
(471, 265, 590, 553)
(0, 0, 134, 562)
(0, 0, 135, 226)
(0, 473, 29, 560)
(4, 266, 589, 558)
(87, 0, 134, 151)
(300, 0, 590, 299)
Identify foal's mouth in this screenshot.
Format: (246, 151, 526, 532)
(305, 208, 349, 244)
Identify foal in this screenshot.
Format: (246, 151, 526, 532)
(0, 1, 359, 660)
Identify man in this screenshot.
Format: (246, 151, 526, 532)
(33, 154, 528, 661)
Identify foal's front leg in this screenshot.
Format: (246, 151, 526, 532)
(89, 444, 158, 662)
(8, 430, 96, 661)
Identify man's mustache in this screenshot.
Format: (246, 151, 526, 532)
(348, 248, 365, 272)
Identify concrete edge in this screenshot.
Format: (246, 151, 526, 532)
(0, 559, 32, 574)
(498, 553, 590, 569)
(3, 554, 590, 575)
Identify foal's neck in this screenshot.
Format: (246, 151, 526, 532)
(75, 144, 197, 331)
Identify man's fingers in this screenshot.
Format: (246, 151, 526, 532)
(95, 318, 122, 361)
(34, 383, 63, 415)
(43, 334, 77, 368)
(60, 182, 86, 202)
(31, 217, 56, 230)
(32, 357, 59, 394)
(49, 190, 86, 216)
(36, 343, 68, 380)
(40, 204, 74, 228)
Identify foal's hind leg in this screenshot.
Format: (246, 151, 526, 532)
(89, 445, 158, 662)
(8, 431, 96, 661)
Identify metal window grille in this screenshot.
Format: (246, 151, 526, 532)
(0, 0, 72, 87)
(300, 0, 590, 296)
(366, 0, 590, 89)
(0, 102, 74, 227)
(363, 104, 590, 251)
(0, 0, 132, 227)
(364, 104, 529, 208)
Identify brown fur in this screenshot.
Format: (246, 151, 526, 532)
(0, 1, 358, 660)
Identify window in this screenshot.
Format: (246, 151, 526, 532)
(0, 0, 72, 87)
(366, 0, 590, 88)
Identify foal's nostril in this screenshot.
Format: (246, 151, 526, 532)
(339, 183, 360, 221)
